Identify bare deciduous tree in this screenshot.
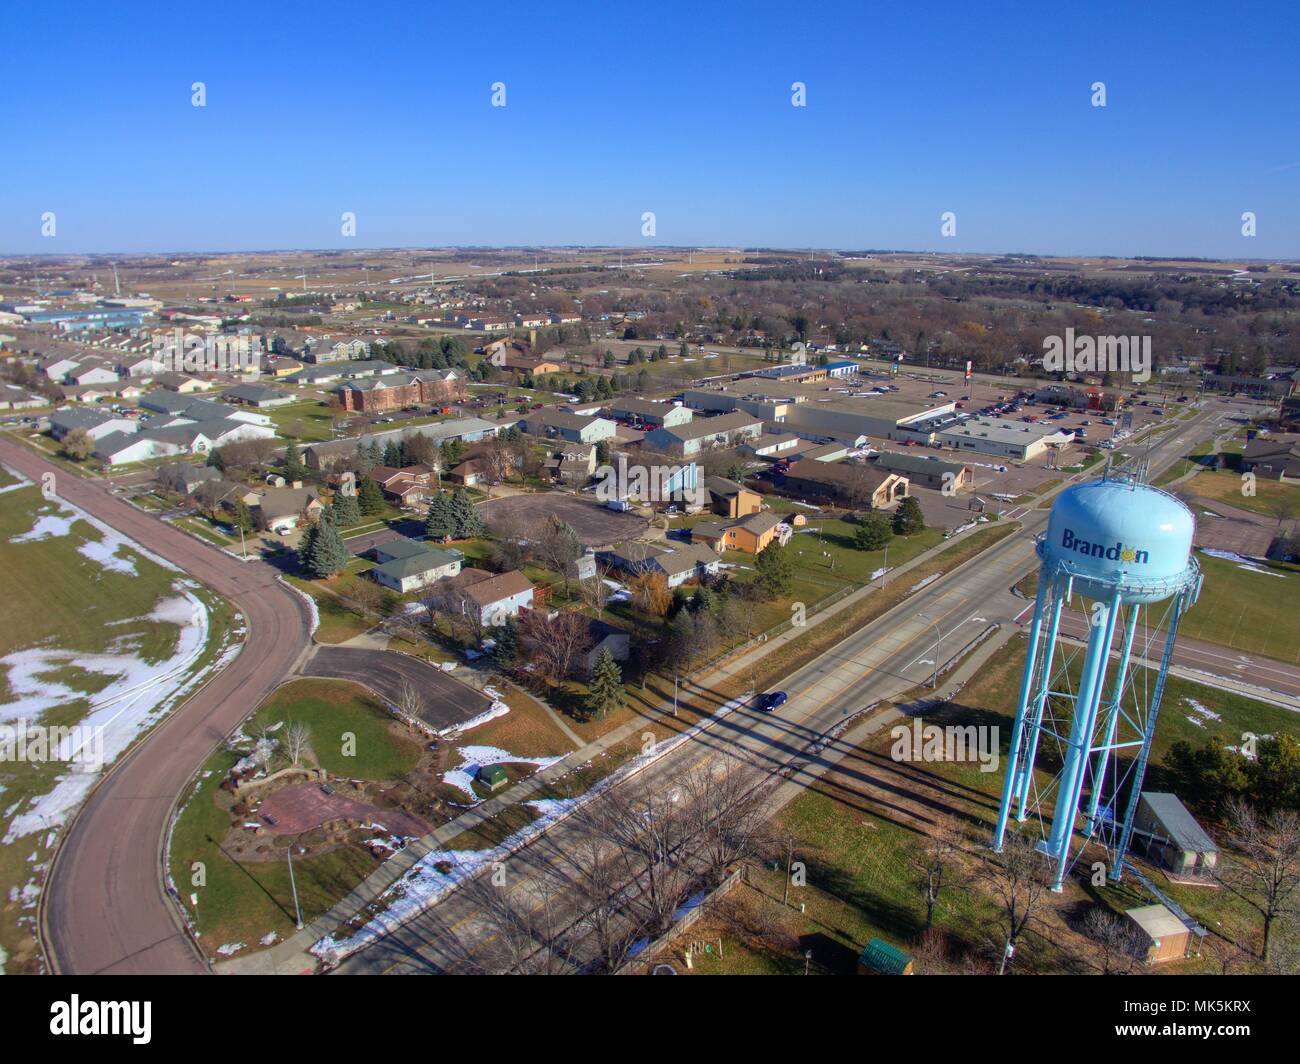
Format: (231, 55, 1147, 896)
(395, 680, 427, 727)
(909, 822, 963, 930)
(1079, 905, 1143, 975)
(282, 721, 313, 767)
(979, 830, 1050, 975)
(1214, 799, 1300, 963)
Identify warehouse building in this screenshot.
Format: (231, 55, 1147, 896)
(934, 417, 1074, 461)
(641, 410, 763, 456)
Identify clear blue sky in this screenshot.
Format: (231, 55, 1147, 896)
(2, 0, 1297, 257)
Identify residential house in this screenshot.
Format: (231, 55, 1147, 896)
(438, 568, 535, 626)
(596, 541, 722, 588)
(548, 444, 598, 486)
(254, 486, 323, 533)
(703, 475, 762, 518)
(691, 511, 785, 555)
(1240, 434, 1300, 480)
(154, 462, 221, 495)
(371, 541, 464, 593)
(574, 618, 630, 677)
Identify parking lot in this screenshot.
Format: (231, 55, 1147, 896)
(303, 646, 491, 732)
(478, 492, 649, 548)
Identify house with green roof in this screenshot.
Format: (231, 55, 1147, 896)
(371, 543, 463, 593)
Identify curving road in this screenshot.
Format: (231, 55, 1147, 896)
(1, 439, 313, 975)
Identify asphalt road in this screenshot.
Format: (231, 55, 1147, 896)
(0, 439, 314, 975)
(304, 645, 491, 729)
(338, 403, 1255, 973)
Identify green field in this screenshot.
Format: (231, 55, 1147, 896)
(1184, 467, 1300, 519)
(266, 400, 339, 442)
(1178, 552, 1300, 662)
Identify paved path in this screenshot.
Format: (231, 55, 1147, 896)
(1, 438, 315, 975)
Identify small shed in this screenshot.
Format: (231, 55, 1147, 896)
(1125, 903, 1192, 965)
(857, 937, 914, 975)
(477, 764, 509, 792)
(1134, 792, 1218, 877)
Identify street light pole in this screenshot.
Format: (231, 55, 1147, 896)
(919, 613, 942, 689)
(287, 845, 304, 930)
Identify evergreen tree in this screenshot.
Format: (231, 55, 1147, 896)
(282, 442, 305, 480)
(357, 475, 385, 515)
(892, 496, 926, 536)
(331, 490, 361, 527)
(383, 440, 403, 467)
(440, 439, 465, 469)
(296, 521, 318, 567)
(304, 514, 350, 579)
(492, 616, 521, 669)
(753, 540, 794, 599)
(584, 648, 625, 721)
(854, 515, 893, 551)
(450, 488, 484, 538)
(425, 491, 456, 540)
(232, 499, 254, 533)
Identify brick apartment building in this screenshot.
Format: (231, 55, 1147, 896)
(335, 369, 464, 413)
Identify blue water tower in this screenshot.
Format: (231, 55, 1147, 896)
(992, 472, 1201, 890)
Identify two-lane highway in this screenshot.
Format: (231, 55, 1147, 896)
(1, 439, 313, 975)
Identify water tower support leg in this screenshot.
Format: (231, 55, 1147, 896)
(1016, 587, 1066, 820)
(1047, 591, 1120, 890)
(1110, 589, 1188, 883)
(1085, 604, 1140, 833)
(993, 572, 1050, 852)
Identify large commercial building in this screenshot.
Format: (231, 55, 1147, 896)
(642, 410, 763, 456)
(934, 416, 1074, 461)
(682, 385, 952, 446)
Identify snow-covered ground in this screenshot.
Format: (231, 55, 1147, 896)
(1, 476, 234, 844)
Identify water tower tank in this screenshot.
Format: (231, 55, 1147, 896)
(1040, 480, 1197, 604)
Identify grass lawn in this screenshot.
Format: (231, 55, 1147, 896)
(1177, 552, 1300, 662)
(1184, 467, 1300, 519)
(168, 678, 423, 954)
(248, 678, 423, 779)
(267, 400, 339, 442)
(1009, 551, 1300, 665)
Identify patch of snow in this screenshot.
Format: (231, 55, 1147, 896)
(2, 588, 213, 843)
(216, 942, 245, 956)
(441, 744, 564, 798)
